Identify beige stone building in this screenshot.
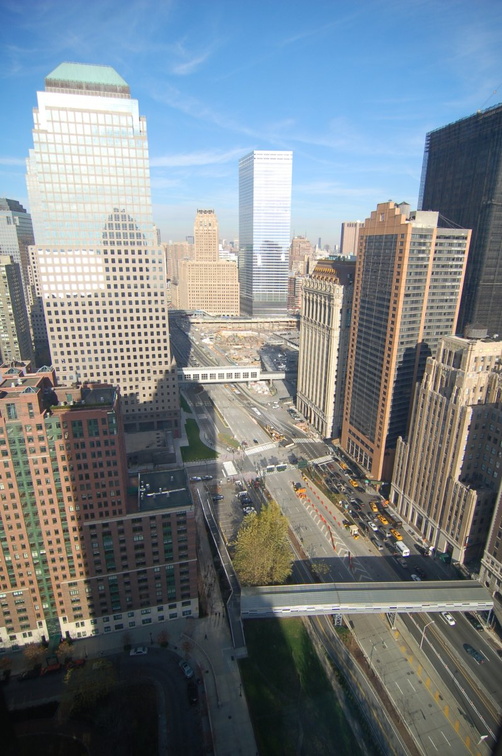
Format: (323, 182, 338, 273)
(177, 210, 240, 315)
(296, 259, 354, 439)
(341, 202, 470, 481)
(391, 333, 502, 564)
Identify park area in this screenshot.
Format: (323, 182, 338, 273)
(239, 617, 374, 756)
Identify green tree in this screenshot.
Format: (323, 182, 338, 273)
(233, 500, 293, 586)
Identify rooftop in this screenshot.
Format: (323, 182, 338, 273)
(138, 469, 192, 512)
(45, 63, 130, 97)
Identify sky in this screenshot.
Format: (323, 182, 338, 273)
(1, 0, 502, 248)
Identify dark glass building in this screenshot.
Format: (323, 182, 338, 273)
(419, 103, 502, 336)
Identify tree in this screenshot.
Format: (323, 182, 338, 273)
(56, 640, 74, 663)
(233, 500, 293, 585)
(62, 659, 116, 715)
(22, 642, 46, 669)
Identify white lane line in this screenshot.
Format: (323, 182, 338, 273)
(428, 736, 438, 751)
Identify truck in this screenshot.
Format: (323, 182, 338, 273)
(343, 520, 359, 538)
(395, 541, 410, 557)
(293, 482, 307, 498)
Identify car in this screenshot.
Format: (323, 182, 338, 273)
(66, 658, 86, 669)
(377, 514, 389, 525)
(369, 521, 379, 531)
(370, 502, 379, 512)
(465, 612, 483, 631)
(187, 680, 199, 705)
(440, 611, 456, 627)
(17, 668, 40, 682)
(376, 528, 388, 540)
(410, 574, 421, 581)
(414, 566, 427, 580)
(463, 643, 485, 664)
(253, 439, 259, 444)
(243, 506, 256, 515)
(389, 528, 403, 541)
(40, 662, 62, 676)
(130, 646, 148, 656)
(212, 494, 224, 501)
(202, 475, 213, 480)
(385, 540, 395, 552)
(371, 537, 384, 551)
(396, 556, 408, 569)
(179, 660, 194, 679)
(190, 476, 202, 482)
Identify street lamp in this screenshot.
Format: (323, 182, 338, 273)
(420, 620, 435, 650)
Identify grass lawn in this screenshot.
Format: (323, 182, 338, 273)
(181, 418, 218, 462)
(240, 618, 365, 756)
(180, 393, 192, 413)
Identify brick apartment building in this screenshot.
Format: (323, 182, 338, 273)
(0, 363, 197, 650)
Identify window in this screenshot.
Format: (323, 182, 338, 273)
(6, 404, 17, 420)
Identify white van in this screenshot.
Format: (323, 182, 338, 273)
(395, 541, 410, 557)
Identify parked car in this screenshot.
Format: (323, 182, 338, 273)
(190, 476, 202, 482)
(465, 612, 483, 631)
(66, 658, 86, 669)
(40, 662, 62, 676)
(179, 660, 194, 679)
(212, 494, 224, 501)
(130, 646, 148, 656)
(187, 680, 198, 704)
(440, 611, 456, 627)
(410, 574, 422, 581)
(201, 475, 213, 480)
(17, 668, 40, 682)
(463, 643, 485, 664)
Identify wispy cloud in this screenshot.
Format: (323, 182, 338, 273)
(151, 147, 248, 168)
(0, 156, 25, 166)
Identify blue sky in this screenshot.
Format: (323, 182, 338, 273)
(1, 0, 502, 247)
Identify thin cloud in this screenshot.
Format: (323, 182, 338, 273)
(151, 148, 249, 168)
(0, 156, 25, 166)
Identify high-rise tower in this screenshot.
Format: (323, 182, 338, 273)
(26, 63, 179, 435)
(341, 202, 470, 481)
(419, 103, 502, 336)
(238, 151, 292, 317)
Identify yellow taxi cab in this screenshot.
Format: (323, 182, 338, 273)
(390, 528, 402, 541)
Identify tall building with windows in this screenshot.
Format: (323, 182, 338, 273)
(341, 201, 471, 481)
(238, 151, 292, 317)
(0, 198, 34, 303)
(0, 365, 197, 649)
(391, 333, 502, 565)
(340, 221, 362, 257)
(176, 210, 240, 315)
(419, 103, 502, 336)
(297, 259, 354, 439)
(26, 63, 179, 435)
(0, 255, 34, 364)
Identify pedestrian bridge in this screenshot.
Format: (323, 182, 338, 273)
(240, 581, 493, 619)
(177, 365, 286, 384)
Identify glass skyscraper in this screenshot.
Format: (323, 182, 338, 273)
(419, 103, 502, 337)
(26, 63, 179, 434)
(238, 150, 292, 316)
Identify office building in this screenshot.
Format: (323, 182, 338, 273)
(340, 221, 362, 257)
(0, 198, 34, 302)
(26, 63, 179, 435)
(419, 103, 502, 336)
(297, 259, 354, 439)
(177, 210, 240, 315)
(391, 333, 502, 564)
(480, 486, 502, 599)
(0, 255, 34, 364)
(0, 366, 197, 649)
(290, 235, 313, 275)
(239, 151, 292, 316)
(341, 201, 470, 481)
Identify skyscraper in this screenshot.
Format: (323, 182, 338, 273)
(419, 103, 502, 336)
(0, 198, 34, 302)
(341, 201, 471, 481)
(297, 259, 354, 439)
(0, 255, 34, 364)
(239, 151, 292, 317)
(339, 221, 362, 257)
(26, 63, 179, 435)
(391, 332, 502, 565)
(176, 209, 240, 315)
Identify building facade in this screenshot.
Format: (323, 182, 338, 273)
(297, 259, 354, 439)
(480, 486, 502, 601)
(239, 151, 292, 317)
(289, 235, 313, 275)
(0, 198, 34, 304)
(419, 103, 502, 336)
(177, 210, 240, 315)
(391, 333, 502, 565)
(0, 255, 34, 364)
(341, 202, 470, 481)
(26, 63, 179, 434)
(0, 366, 197, 649)
(339, 221, 362, 257)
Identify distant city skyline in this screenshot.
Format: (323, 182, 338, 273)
(1, 1, 502, 245)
